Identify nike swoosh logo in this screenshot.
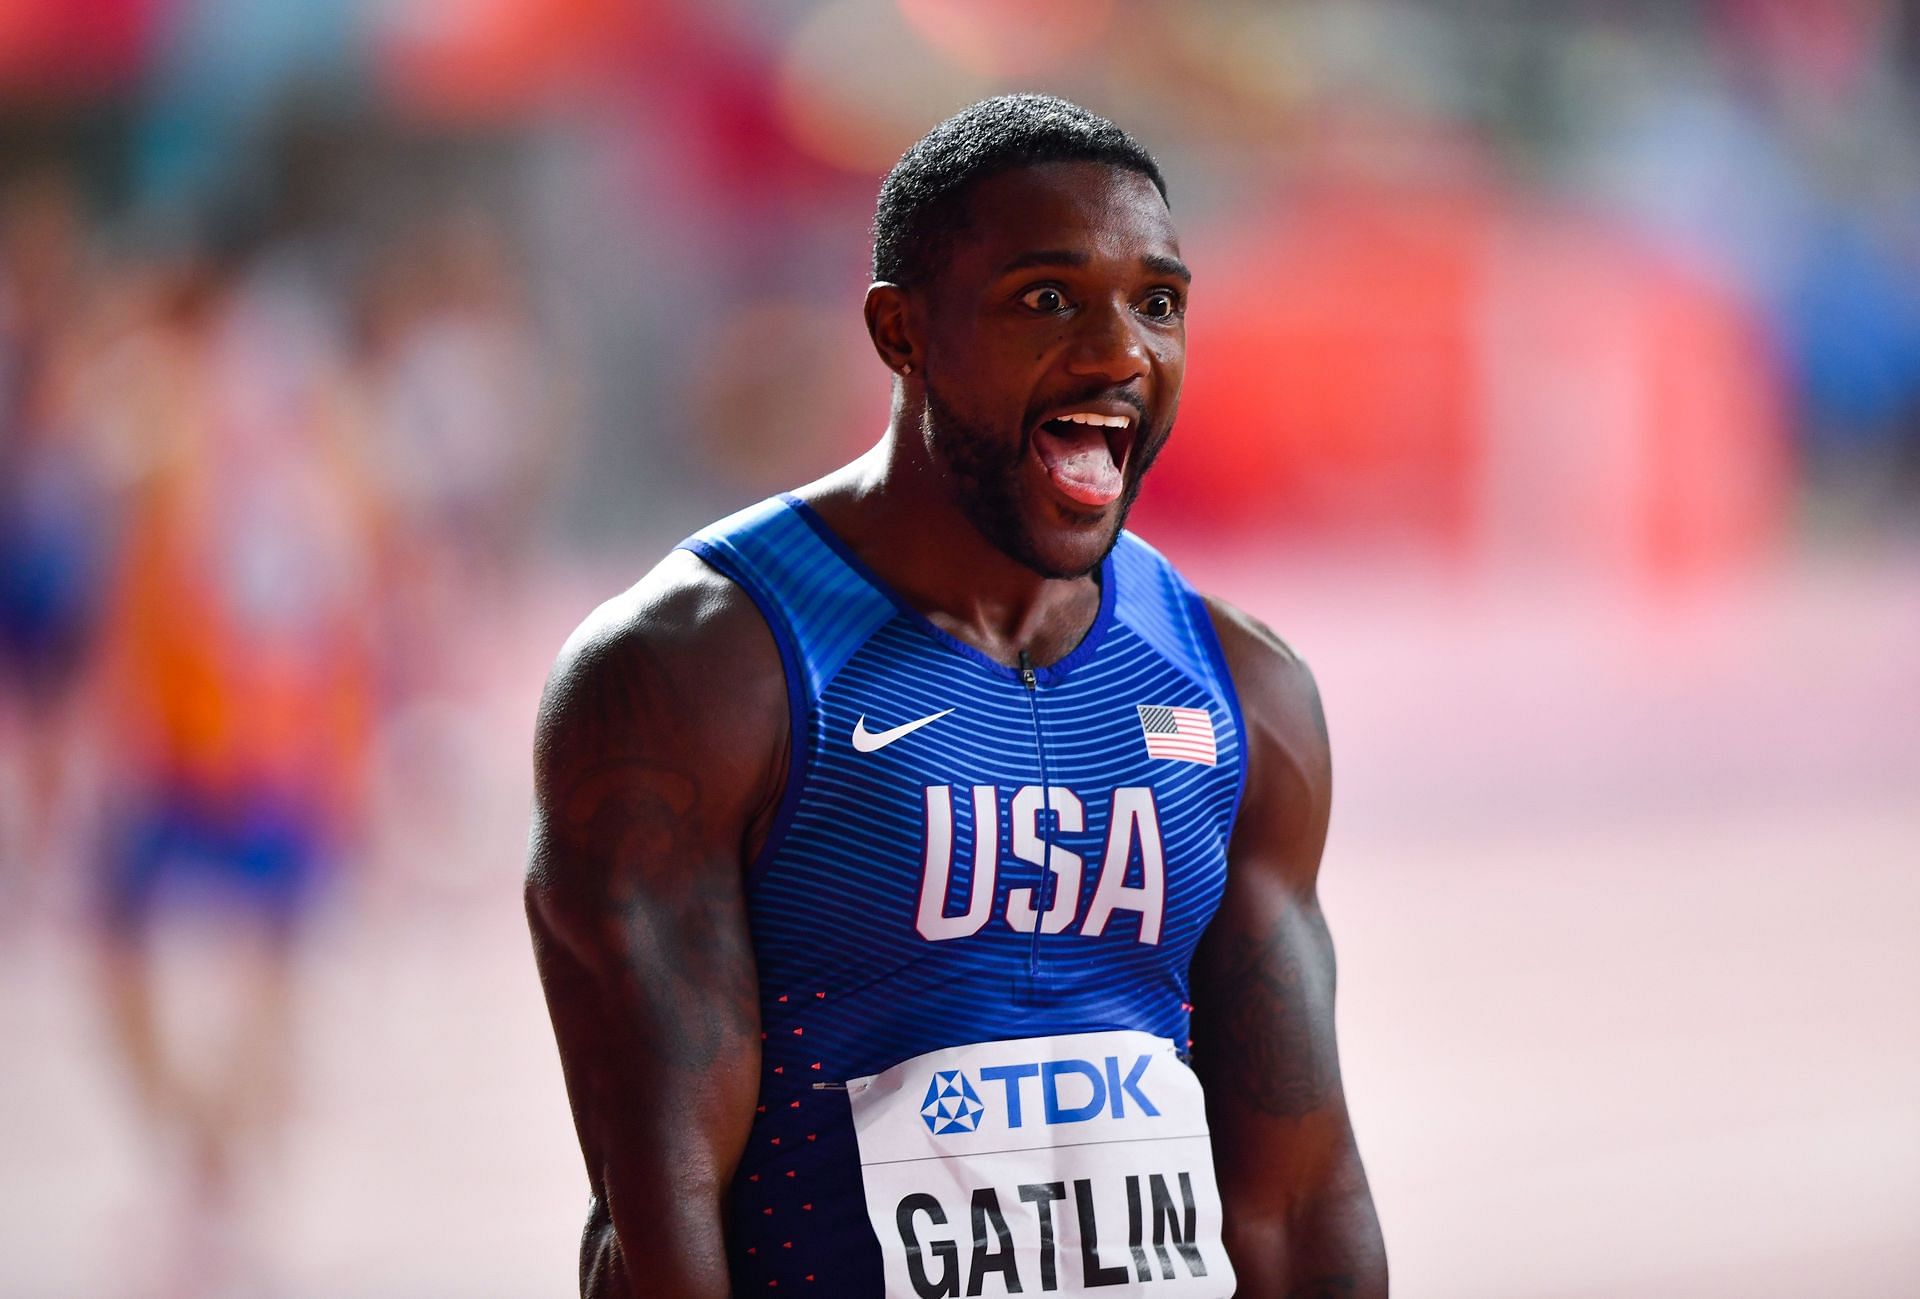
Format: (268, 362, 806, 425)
(851, 708, 955, 753)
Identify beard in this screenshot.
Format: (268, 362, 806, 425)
(922, 379, 1170, 581)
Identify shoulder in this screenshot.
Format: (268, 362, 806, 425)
(1200, 595, 1331, 879)
(532, 547, 786, 830)
(1201, 596, 1326, 758)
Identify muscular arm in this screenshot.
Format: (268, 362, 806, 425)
(1192, 598, 1387, 1298)
(525, 551, 786, 1298)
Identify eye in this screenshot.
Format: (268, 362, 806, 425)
(1018, 285, 1070, 313)
(1139, 289, 1182, 320)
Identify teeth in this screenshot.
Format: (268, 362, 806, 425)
(1056, 411, 1132, 428)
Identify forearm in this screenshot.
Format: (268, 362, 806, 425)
(582, 1176, 736, 1299)
(550, 1024, 757, 1297)
(531, 909, 759, 1298)
(1291, 1181, 1386, 1298)
(1223, 1157, 1386, 1298)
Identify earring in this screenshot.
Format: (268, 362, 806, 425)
(900, 362, 913, 376)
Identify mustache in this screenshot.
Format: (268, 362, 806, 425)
(1027, 386, 1149, 429)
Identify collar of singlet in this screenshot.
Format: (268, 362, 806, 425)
(778, 492, 1117, 687)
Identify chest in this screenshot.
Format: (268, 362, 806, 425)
(757, 620, 1239, 958)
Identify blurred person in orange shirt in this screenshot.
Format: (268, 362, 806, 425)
(91, 250, 378, 1298)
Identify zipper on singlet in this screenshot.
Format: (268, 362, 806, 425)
(1017, 650, 1056, 986)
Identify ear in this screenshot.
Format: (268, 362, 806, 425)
(863, 281, 918, 377)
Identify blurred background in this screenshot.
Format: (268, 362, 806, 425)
(1, 1, 1916, 1296)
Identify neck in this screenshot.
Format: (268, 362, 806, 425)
(795, 400, 1105, 668)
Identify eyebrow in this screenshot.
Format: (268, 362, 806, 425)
(995, 249, 1193, 283)
(1142, 253, 1193, 283)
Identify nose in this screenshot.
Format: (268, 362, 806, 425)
(1064, 297, 1150, 384)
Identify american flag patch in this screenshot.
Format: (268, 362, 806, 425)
(1136, 705, 1217, 766)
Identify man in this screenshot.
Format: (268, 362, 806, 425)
(93, 254, 377, 1297)
(527, 95, 1386, 1298)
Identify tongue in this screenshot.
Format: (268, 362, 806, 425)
(1035, 422, 1123, 506)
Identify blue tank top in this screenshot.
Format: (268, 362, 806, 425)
(679, 494, 1247, 1295)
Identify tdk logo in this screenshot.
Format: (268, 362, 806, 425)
(923, 1055, 1159, 1136)
(920, 1070, 986, 1134)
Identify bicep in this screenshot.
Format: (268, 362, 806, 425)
(527, 764, 764, 1160)
(1189, 867, 1347, 1199)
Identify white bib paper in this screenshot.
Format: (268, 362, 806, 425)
(847, 1029, 1236, 1298)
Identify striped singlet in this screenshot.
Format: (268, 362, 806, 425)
(679, 493, 1247, 1297)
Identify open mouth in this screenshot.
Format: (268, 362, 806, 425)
(1031, 409, 1138, 508)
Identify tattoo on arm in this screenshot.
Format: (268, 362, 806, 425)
(529, 615, 771, 1298)
(555, 755, 758, 1070)
(1205, 908, 1337, 1119)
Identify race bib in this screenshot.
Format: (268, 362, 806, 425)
(847, 1029, 1236, 1298)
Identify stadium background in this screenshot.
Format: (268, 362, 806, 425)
(0, 1, 1915, 1295)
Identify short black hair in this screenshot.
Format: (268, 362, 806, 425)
(871, 94, 1168, 288)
